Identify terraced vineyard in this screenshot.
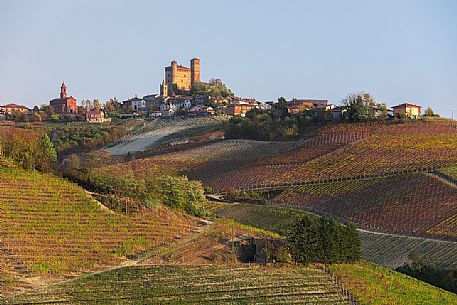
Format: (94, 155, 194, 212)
(269, 122, 457, 184)
(1, 265, 352, 304)
(96, 139, 301, 180)
(329, 261, 457, 305)
(0, 168, 198, 278)
(104, 117, 226, 155)
(216, 203, 457, 270)
(360, 231, 457, 269)
(268, 174, 457, 240)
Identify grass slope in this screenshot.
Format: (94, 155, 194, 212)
(330, 261, 457, 305)
(216, 203, 457, 269)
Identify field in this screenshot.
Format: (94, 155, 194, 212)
(329, 261, 457, 305)
(95, 139, 300, 180)
(104, 117, 226, 155)
(271, 121, 457, 184)
(267, 174, 457, 240)
(195, 121, 457, 191)
(1, 265, 352, 304)
(0, 168, 198, 282)
(216, 203, 457, 270)
(437, 165, 457, 180)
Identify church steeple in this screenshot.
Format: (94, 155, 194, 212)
(60, 81, 67, 99)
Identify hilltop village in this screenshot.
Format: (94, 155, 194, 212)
(0, 58, 435, 124)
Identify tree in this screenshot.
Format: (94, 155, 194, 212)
(424, 107, 436, 117)
(277, 97, 287, 109)
(343, 92, 378, 122)
(287, 217, 320, 265)
(93, 99, 101, 111)
(342, 223, 362, 262)
(287, 216, 361, 264)
(36, 134, 57, 171)
(32, 112, 42, 122)
(105, 98, 121, 112)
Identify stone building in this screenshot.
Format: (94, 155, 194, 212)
(392, 103, 422, 119)
(49, 82, 78, 114)
(161, 58, 200, 96)
(0, 103, 29, 116)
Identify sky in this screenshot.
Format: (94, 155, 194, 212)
(1, 0, 456, 118)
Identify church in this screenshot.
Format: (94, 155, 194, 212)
(49, 82, 78, 114)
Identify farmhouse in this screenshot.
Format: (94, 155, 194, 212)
(49, 82, 78, 114)
(392, 103, 421, 118)
(0, 103, 29, 116)
(86, 110, 110, 123)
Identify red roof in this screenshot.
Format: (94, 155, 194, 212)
(1, 103, 28, 109)
(392, 103, 421, 109)
(86, 110, 103, 115)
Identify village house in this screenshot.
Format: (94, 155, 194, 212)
(0, 103, 29, 116)
(49, 82, 78, 114)
(122, 97, 146, 112)
(188, 105, 215, 116)
(160, 101, 178, 116)
(331, 106, 348, 121)
(226, 103, 257, 117)
(143, 94, 162, 109)
(392, 103, 422, 118)
(86, 110, 110, 123)
(286, 100, 315, 114)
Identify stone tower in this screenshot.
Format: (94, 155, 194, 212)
(160, 79, 168, 97)
(60, 81, 67, 99)
(190, 58, 200, 85)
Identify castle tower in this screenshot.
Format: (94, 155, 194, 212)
(160, 79, 168, 97)
(190, 58, 200, 86)
(60, 81, 67, 99)
(169, 60, 178, 96)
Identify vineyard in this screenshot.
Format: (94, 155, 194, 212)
(142, 218, 279, 265)
(215, 203, 457, 270)
(437, 165, 457, 180)
(194, 121, 457, 191)
(1, 264, 352, 304)
(95, 139, 300, 180)
(104, 117, 226, 155)
(360, 231, 457, 270)
(0, 168, 198, 279)
(268, 121, 457, 184)
(329, 261, 457, 305)
(267, 174, 457, 240)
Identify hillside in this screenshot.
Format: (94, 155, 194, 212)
(0, 167, 198, 295)
(329, 261, 457, 305)
(193, 121, 457, 191)
(1, 265, 353, 304)
(265, 173, 457, 240)
(104, 117, 225, 155)
(216, 203, 457, 270)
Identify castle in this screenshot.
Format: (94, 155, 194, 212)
(160, 58, 200, 97)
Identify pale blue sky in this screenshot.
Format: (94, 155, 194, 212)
(1, 0, 456, 117)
